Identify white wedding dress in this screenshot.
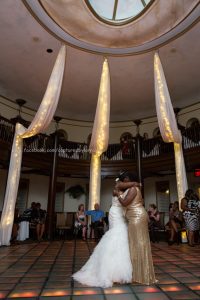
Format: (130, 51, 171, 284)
(72, 196, 132, 288)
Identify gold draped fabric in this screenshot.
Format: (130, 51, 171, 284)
(154, 52, 188, 204)
(89, 59, 110, 209)
(0, 45, 66, 246)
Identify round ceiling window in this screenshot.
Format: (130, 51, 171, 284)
(86, 0, 153, 25)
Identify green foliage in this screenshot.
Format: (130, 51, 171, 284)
(65, 185, 85, 199)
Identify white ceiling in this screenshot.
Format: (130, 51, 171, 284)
(0, 0, 200, 122)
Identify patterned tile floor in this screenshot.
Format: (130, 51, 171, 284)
(0, 240, 200, 300)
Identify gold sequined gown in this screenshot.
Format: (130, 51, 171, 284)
(125, 187, 156, 285)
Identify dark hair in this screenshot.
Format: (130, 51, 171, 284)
(118, 170, 138, 182)
(78, 204, 84, 211)
(149, 203, 157, 210)
(185, 189, 199, 201)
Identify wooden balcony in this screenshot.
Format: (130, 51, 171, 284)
(0, 116, 200, 178)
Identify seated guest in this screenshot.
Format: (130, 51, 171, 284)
(21, 202, 36, 221)
(165, 203, 173, 231)
(148, 203, 160, 242)
(74, 204, 87, 240)
(31, 202, 46, 242)
(86, 203, 105, 241)
(168, 201, 183, 245)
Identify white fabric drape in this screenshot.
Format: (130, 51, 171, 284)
(89, 154, 101, 209)
(89, 59, 110, 209)
(0, 45, 66, 246)
(154, 52, 188, 204)
(174, 142, 188, 201)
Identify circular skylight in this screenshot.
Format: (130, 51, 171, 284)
(86, 0, 153, 24)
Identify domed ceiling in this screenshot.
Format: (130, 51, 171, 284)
(0, 0, 200, 122)
(26, 0, 199, 54)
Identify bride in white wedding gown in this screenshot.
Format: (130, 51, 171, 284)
(72, 194, 132, 288)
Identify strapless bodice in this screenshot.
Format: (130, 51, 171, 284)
(109, 197, 126, 229)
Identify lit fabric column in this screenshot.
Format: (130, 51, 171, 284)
(154, 52, 188, 205)
(89, 59, 110, 210)
(89, 154, 101, 209)
(0, 124, 25, 246)
(174, 142, 188, 201)
(0, 45, 66, 246)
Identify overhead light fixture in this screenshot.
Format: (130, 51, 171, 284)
(46, 48, 53, 53)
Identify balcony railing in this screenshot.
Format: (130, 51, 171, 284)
(0, 116, 199, 161)
(0, 116, 14, 143)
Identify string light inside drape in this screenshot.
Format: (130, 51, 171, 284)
(0, 45, 66, 246)
(154, 52, 188, 205)
(89, 59, 110, 209)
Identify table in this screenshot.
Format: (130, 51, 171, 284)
(17, 221, 29, 241)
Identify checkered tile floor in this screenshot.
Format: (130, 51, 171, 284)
(0, 240, 200, 299)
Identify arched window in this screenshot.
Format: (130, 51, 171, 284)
(186, 118, 199, 128)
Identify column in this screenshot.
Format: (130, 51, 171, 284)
(46, 116, 62, 240)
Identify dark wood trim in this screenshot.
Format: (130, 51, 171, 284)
(0, 140, 199, 178)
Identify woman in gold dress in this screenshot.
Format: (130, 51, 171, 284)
(116, 171, 157, 285)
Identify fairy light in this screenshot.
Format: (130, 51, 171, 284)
(174, 143, 186, 206)
(90, 59, 110, 155)
(154, 53, 174, 142)
(89, 59, 110, 209)
(154, 52, 188, 207)
(89, 154, 101, 209)
(0, 45, 66, 246)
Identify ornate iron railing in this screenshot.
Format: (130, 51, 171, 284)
(0, 116, 199, 161)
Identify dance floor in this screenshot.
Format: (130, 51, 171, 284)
(0, 240, 200, 300)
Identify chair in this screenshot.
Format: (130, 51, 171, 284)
(151, 212, 166, 242)
(166, 218, 186, 245)
(56, 212, 74, 239)
(29, 221, 37, 239)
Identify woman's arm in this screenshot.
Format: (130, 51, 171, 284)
(118, 187, 137, 207)
(181, 198, 188, 211)
(79, 220, 86, 225)
(180, 198, 194, 213)
(116, 181, 141, 190)
(153, 212, 160, 222)
(175, 211, 183, 222)
(113, 188, 119, 197)
(75, 212, 79, 221)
